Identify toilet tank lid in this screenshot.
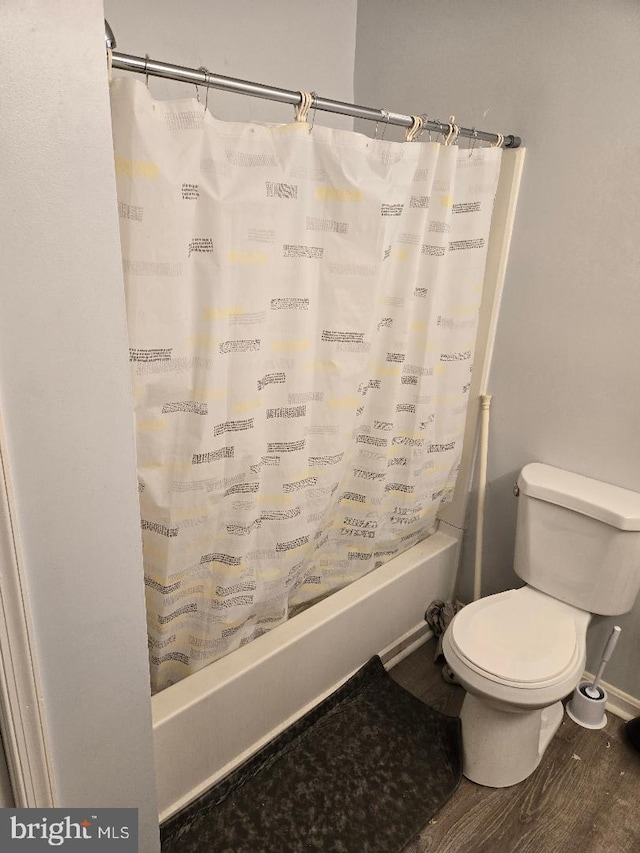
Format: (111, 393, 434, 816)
(518, 463, 640, 531)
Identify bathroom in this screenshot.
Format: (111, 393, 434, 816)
(1, 0, 639, 850)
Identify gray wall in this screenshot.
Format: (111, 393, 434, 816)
(355, 0, 640, 699)
(104, 0, 358, 129)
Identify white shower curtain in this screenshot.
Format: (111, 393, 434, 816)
(110, 78, 502, 692)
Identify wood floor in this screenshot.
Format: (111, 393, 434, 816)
(391, 640, 640, 853)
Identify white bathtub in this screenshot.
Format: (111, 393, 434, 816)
(152, 526, 459, 821)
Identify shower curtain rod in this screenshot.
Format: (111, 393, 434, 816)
(105, 22, 521, 149)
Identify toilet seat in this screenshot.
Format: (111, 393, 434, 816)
(448, 588, 583, 689)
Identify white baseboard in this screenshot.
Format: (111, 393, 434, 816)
(382, 625, 433, 670)
(582, 671, 640, 722)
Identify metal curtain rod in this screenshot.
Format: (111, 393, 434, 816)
(105, 21, 521, 149)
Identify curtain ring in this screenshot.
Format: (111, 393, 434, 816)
(468, 127, 478, 157)
(404, 115, 424, 143)
(106, 47, 113, 85)
(379, 108, 390, 140)
(309, 92, 318, 132)
(415, 113, 429, 141)
(442, 115, 459, 146)
(198, 67, 210, 111)
(450, 117, 460, 146)
(294, 91, 313, 123)
(144, 53, 150, 88)
(491, 132, 504, 148)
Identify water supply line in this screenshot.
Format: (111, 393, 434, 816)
(473, 395, 492, 601)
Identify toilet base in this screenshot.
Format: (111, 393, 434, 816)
(460, 693, 564, 787)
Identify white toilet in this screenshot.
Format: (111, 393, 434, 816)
(443, 462, 640, 788)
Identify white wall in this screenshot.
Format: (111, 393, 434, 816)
(104, 0, 358, 129)
(355, 0, 640, 699)
(0, 1, 159, 848)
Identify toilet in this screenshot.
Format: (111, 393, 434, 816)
(443, 462, 640, 788)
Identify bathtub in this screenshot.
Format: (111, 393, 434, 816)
(152, 524, 460, 821)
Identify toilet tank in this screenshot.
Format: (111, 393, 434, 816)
(514, 463, 640, 615)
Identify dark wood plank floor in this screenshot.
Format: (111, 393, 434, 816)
(391, 639, 640, 853)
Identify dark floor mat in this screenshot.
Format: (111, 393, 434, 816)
(161, 655, 462, 853)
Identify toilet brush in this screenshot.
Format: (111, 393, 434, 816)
(566, 626, 621, 729)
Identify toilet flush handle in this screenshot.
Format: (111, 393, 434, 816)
(513, 482, 520, 497)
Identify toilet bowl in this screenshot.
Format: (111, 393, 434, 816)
(443, 586, 591, 787)
(441, 462, 640, 788)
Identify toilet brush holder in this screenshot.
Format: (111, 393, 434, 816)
(566, 681, 608, 730)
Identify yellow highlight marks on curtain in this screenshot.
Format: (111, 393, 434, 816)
(140, 460, 193, 474)
(115, 157, 159, 178)
(234, 398, 261, 413)
(272, 340, 310, 352)
(328, 396, 360, 408)
(316, 186, 363, 203)
(392, 249, 410, 262)
(136, 419, 166, 432)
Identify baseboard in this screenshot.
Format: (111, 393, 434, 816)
(582, 671, 640, 722)
(381, 625, 433, 670)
